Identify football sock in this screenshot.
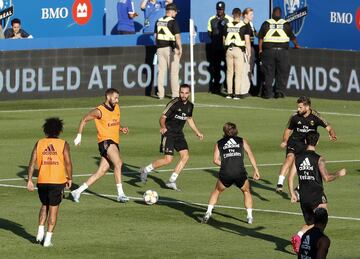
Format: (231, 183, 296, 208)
(246, 208, 253, 218)
(43, 232, 53, 245)
(277, 175, 285, 185)
(144, 164, 154, 174)
(37, 225, 45, 239)
(116, 183, 125, 196)
(169, 173, 178, 183)
(206, 205, 214, 214)
(77, 183, 88, 194)
(297, 231, 304, 238)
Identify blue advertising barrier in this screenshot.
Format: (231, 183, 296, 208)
(272, 0, 360, 51)
(0, 0, 104, 37)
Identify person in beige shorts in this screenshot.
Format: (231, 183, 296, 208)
(154, 3, 182, 99)
(223, 8, 251, 100)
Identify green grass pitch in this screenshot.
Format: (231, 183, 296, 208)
(0, 93, 359, 258)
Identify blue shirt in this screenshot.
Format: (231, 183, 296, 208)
(117, 0, 135, 32)
(143, 0, 166, 33)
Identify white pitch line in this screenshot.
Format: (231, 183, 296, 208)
(0, 103, 359, 117)
(1, 159, 358, 182)
(1, 183, 359, 222)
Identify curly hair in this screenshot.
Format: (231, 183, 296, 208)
(43, 117, 64, 138)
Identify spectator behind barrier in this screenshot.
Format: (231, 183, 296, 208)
(116, 0, 139, 34)
(4, 18, 32, 39)
(140, 0, 172, 34)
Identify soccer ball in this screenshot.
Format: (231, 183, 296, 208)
(143, 190, 159, 205)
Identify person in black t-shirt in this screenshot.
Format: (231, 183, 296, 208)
(288, 132, 346, 254)
(298, 208, 330, 259)
(140, 84, 204, 190)
(155, 3, 182, 99)
(258, 7, 299, 98)
(276, 96, 337, 193)
(202, 122, 260, 224)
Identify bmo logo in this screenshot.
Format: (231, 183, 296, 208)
(41, 7, 69, 20)
(330, 12, 353, 24)
(72, 0, 93, 25)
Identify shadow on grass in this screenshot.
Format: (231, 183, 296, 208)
(0, 218, 36, 244)
(136, 195, 293, 255)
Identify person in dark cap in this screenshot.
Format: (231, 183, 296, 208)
(258, 7, 300, 99)
(207, 1, 233, 94)
(154, 3, 182, 99)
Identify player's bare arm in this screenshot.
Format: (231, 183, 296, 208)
(187, 117, 204, 140)
(27, 142, 38, 192)
(316, 236, 330, 259)
(288, 163, 298, 203)
(243, 139, 260, 180)
(280, 128, 292, 148)
(63, 142, 73, 189)
(326, 125, 337, 141)
(74, 108, 102, 146)
(159, 115, 167, 135)
(213, 144, 221, 166)
(318, 157, 346, 182)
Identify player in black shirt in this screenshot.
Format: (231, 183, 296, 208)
(139, 84, 204, 190)
(276, 96, 337, 193)
(288, 132, 346, 254)
(298, 208, 330, 259)
(202, 122, 260, 224)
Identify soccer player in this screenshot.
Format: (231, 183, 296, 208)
(276, 96, 337, 193)
(298, 208, 331, 259)
(139, 84, 203, 190)
(288, 132, 346, 254)
(71, 88, 130, 203)
(27, 118, 72, 247)
(202, 122, 260, 224)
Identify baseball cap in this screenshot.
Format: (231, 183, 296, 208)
(216, 1, 225, 10)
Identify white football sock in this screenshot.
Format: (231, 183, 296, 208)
(116, 183, 125, 196)
(206, 205, 214, 214)
(169, 173, 178, 183)
(247, 208, 253, 218)
(144, 164, 154, 174)
(37, 225, 45, 240)
(277, 175, 285, 185)
(297, 231, 304, 238)
(77, 183, 88, 194)
(43, 232, 53, 246)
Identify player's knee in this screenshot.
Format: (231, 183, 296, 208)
(164, 156, 173, 164)
(181, 152, 189, 162)
(114, 161, 122, 171)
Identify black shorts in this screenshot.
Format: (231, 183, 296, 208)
(286, 140, 306, 156)
(219, 173, 248, 189)
(37, 183, 66, 206)
(160, 134, 188, 156)
(300, 194, 327, 225)
(98, 139, 119, 158)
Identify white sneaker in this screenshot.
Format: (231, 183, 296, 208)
(247, 217, 253, 224)
(43, 242, 53, 247)
(71, 190, 80, 203)
(201, 212, 211, 223)
(165, 182, 181, 191)
(36, 233, 44, 243)
(139, 167, 148, 183)
(117, 195, 129, 203)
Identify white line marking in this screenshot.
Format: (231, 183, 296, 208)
(1, 183, 359, 222)
(1, 159, 358, 182)
(1, 103, 359, 117)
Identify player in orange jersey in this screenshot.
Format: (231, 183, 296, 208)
(27, 117, 73, 247)
(71, 88, 130, 203)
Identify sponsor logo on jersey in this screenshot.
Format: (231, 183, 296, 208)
(223, 138, 240, 149)
(175, 112, 188, 121)
(42, 144, 58, 156)
(299, 157, 313, 171)
(300, 235, 311, 251)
